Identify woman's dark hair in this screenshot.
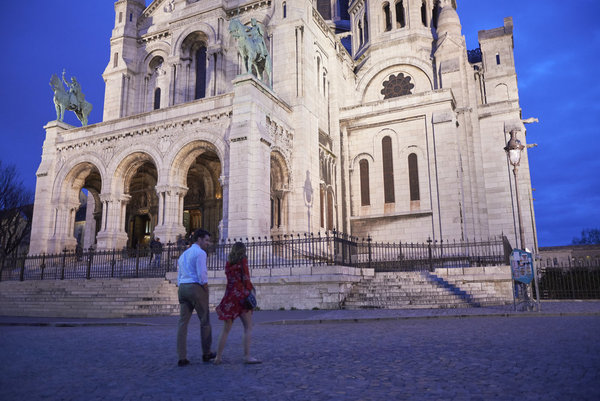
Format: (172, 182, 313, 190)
(228, 242, 246, 265)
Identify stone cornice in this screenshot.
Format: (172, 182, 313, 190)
(225, 0, 272, 18)
(55, 107, 232, 153)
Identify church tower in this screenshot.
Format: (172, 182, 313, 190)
(102, 0, 146, 121)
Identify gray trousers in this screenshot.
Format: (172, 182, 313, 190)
(176, 283, 212, 360)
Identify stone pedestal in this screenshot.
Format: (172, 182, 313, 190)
(29, 121, 74, 255)
(227, 75, 288, 239)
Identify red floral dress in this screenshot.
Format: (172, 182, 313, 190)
(215, 258, 254, 320)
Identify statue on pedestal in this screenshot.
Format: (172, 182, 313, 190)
(229, 18, 272, 86)
(49, 70, 93, 126)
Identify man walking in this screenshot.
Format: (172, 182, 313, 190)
(176, 229, 216, 366)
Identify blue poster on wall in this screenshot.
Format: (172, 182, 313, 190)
(510, 249, 534, 284)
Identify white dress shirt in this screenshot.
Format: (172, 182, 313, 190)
(177, 243, 208, 285)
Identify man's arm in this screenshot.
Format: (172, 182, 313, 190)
(196, 250, 208, 285)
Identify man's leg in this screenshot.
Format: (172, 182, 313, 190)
(194, 285, 213, 357)
(176, 285, 194, 361)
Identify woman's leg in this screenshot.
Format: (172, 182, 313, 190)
(214, 319, 233, 363)
(240, 311, 259, 362)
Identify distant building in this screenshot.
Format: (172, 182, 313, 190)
(539, 245, 600, 267)
(30, 0, 536, 253)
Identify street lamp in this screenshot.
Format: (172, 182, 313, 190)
(504, 130, 525, 250)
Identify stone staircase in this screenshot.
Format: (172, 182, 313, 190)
(342, 271, 511, 309)
(0, 278, 180, 318)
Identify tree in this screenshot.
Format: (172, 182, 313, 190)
(572, 229, 600, 245)
(0, 160, 34, 259)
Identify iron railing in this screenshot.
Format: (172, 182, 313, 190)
(535, 259, 600, 300)
(0, 232, 507, 282)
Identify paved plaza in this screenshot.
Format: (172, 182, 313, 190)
(1, 303, 599, 401)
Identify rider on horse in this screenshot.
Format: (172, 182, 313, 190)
(62, 69, 86, 111)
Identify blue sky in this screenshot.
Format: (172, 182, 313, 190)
(0, 1, 598, 247)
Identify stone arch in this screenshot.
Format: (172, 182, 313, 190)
(52, 154, 106, 203)
(179, 31, 211, 101)
(109, 147, 163, 194)
(168, 139, 223, 187)
(351, 152, 375, 169)
(51, 158, 104, 250)
(169, 140, 223, 239)
(172, 23, 217, 54)
(270, 150, 290, 232)
(358, 58, 434, 102)
(495, 83, 509, 101)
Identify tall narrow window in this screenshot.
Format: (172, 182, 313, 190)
(358, 21, 363, 47)
(496, 53, 501, 65)
(359, 160, 370, 206)
(395, 1, 406, 28)
(119, 12, 123, 23)
(195, 46, 207, 99)
(364, 14, 369, 42)
(421, 1, 427, 26)
(432, 2, 439, 29)
(283, 2, 287, 18)
(317, 57, 321, 92)
(113, 53, 118, 68)
(382, 136, 395, 203)
(383, 4, 391, 32)
(408, 153, 420, 201)
(129, 13, 133, 22)
(154, 88, 161, 110)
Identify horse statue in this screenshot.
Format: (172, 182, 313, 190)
(50, 72, 93, 126)
(229, 18, 272, 86)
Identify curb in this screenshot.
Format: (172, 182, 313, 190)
(261, 311, 600, 325)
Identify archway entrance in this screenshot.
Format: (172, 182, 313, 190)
(183, 151, 222, 239)
(125, 161, 158, 248)
(68, 164, 102, 249)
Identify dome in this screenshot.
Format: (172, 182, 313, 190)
(436, 3, 462, 38)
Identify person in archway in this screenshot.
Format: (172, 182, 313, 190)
(151, 237, 163, 267)
(213, 242, 261, 365)
(176, 229, 215, 366)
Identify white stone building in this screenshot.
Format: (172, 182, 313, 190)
(29, 0, 537, 254)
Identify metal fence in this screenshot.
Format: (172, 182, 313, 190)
(0, 232, 507, 282)
(535, 259, 600, 300)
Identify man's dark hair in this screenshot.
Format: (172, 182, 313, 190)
(192, 229, 211, 243)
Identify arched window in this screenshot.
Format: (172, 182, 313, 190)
(432, 1, 440, 29)
(195, 46, 207, 99)
(364, 13, 369, 42)
(408, 153, 420, 201)
(382, 136, 395, 203)
(283, 2, 287, 18)
(322, 72, 327, 97)
(395, 1, 406, 28)
(383, 3, 391, 32)
(359, 159, 370, 206)
(154, 88, 161, 110)
(421, 1, 427, 26)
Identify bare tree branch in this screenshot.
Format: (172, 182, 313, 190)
(0, 160, 34, 258)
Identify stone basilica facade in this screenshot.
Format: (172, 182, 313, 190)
(29, 0, 537, 253)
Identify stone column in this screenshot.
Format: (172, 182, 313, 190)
(82, 194, 97, 249)
(153, 185, 188, 243)
(96, 193, 130, 249)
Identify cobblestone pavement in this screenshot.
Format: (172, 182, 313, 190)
(1, 311, 599, 400)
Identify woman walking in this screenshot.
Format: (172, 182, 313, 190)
(214, 242, 261, 364)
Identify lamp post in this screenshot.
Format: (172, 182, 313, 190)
(504, 130, 525, 250)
